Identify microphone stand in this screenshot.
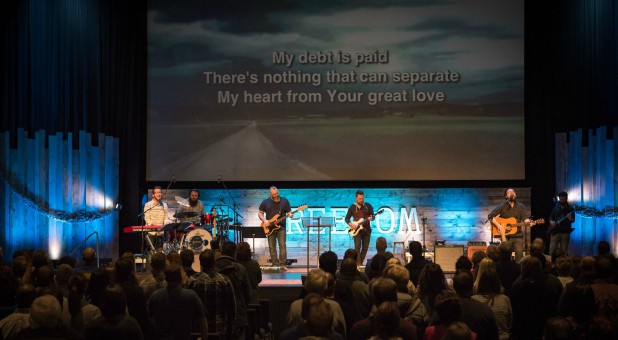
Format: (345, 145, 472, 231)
(421, 217, 428, 256)
(218, 175, 244, 243)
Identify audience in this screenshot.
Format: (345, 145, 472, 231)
(138, 252, 167, 299)
(494, 241, 520, 295)
(83, 285, 143, 339)
(452, 272, 499, 340)
(472, 258, 512, 340)
(405, 241, 428, 287)
(0, 284, 36, 339)
(179, 249, 196, 278)
(236, 241, 262, 304)
(334, 258, 371, 321)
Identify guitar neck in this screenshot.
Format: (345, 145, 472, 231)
(274, 208, 299, 224)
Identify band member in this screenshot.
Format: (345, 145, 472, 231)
(258, 187, 292, 270)
(548, 191, 575, 255)
(176, 189, 206, 223)
(345, 190, 375, 266)
(488, 188, 530, 261)
(144, 186, 170, 251)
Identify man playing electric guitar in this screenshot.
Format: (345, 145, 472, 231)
(548, 191, 575, 255)
(344, 190, 375, 266)
(258, 186, 293, 271)
(488, 188, 531, 261)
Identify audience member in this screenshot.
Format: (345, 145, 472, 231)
(334, 258, 371, 321)
(83, 285, 144, 340)
(139, 252, 167, 299)
(455, 256, 473, 276)
(236, 242, 262, 304)
(442, 322, 476, 340)
(471, 251, 487, 279)
(416, 262, 450, 318)
(365, 237, 388, 270)
(179, 249, 196, 278)
(494, 241, 520, 295)
(452, 272, 499, 340)
(147, 264, 207, 340)
(187, 249, 236, 338)
(383, 264, 428, 333)
(114, 257, 149, 334)
(472, 258, 512, 340)
(424, 290, 468, 340)
(67, 273, 101, 332)
(319, 251, 339, 278)
(405, 241, 428, 287)
(281, 293, 344, 340)
(16, 294, 79, 339)
(0, 284, 36, 339)
(486, 245, 500, 262)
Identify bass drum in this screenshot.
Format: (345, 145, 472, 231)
(184, 228, 213, 253)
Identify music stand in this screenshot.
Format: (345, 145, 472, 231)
(241, 227, 266, 260)
(302, 216, 333, 274)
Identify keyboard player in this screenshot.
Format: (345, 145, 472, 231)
(143, 186, 171, 251)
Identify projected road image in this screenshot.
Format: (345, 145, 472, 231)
(151, 114, 523, 181)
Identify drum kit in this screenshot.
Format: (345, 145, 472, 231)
(156, 198, 234, 255)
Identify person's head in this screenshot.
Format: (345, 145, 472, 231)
(452, 271, 474, 298)
(164, 264, 183, 285)
(29, 294, 62, 329)
(153, 186, 162, 201)
(475, 258, 501, 295)
(594, 255, 614, 280)
(471, 250, 487, 269)
(556, 256, 573, 277)
(236, 242, 252, 262)
(58, 255, 76, 268)
(189, 190, 200, 206)
(114, 257, 135, 282)
(301, 293, 324, 320)
(32, 250, 50, 269)
(167, 252, 182, 267)
(269, 186, 280, 202)
(557, 191, 568, 206)
(179, 249, 194, 267)
(12, 255, 28, 277)
(85, 269, 111, 306)
(221, 241, 237, 257)
(318, 251, 338, 277)
(543, 316, 574, 340)
(151, 252, 167, 273)
(343, 248, 358, 262)
(442, 322, 474, 340)
(82, 247, 97, 265)
(504, 188, 516, 202)
(33, 265, 55, 288)
(409, 241, 423, 258)
(376, 237, 387, 252)
(455, 256, 472, 274)
(199, 249, 216, 271)
(597, 241, 611, 256)
(435, 290, 461, 325)
(370, 277, 398, 306)
(383, 264, 410, 293)
(340, 258, 358, 276)
(120, 252, 135, 263)
(418, 262, 448, 295)
(386, 257, 401, 267)
(579, 256, 596, 280)
(305, 269, 329, 295)
(305, 297, 334, 336)
(486, 245, 500, 262)
(16, 284, 37, 310)
(355, 190, 365, 205)
(67, 273, 88, 316)
(373, 301, 401, 338)
(99, 285, 127, 320)
(521, 255, 544, 283)
(368, 253, 387, 278)
(55, 264, 74, 287)
(498, 241, 513, 261)
(530, 238, 545, 255)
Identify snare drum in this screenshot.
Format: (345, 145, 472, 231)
(201, 213, 215, 226)
(184, 228, 213, 253)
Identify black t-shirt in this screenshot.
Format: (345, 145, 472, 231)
(259, 197, 291, 226)
(488, 201, 527, 236)
(548, 203, 575, 234)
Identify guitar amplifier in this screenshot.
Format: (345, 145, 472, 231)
(467, 245, 488, 259)
(434, 245, 464, 273)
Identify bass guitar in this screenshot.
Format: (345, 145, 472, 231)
(547, 211, 575, 236)
(261, 205, 308, 236)
(491, 217, 545, 241)
(348, 209, 384, 237)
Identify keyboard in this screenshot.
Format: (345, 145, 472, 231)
(123, 225, 161, 233)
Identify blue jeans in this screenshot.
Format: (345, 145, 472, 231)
(550, 233, 570, 255)
(507, 236, 524, 262)
(354, 231, 371, 265)
(268, 228, 287, 266)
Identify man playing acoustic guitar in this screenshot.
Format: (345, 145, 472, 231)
(488, 188, 531, 261)
(345, 190, 375, 266)
(258, 186, 293, 271)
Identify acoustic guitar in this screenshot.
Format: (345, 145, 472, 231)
(348, 209, 384, 236)
(261, 205, 308, 236)
(491, 216, 545, 241)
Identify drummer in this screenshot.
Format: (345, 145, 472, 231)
(175, 189, 206, 224)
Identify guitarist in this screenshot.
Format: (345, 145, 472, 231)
(488, 188, 530, 261)
(258, 186, 293, 271)
(344, 190, 375, 266)
(548, 191, 575, 255)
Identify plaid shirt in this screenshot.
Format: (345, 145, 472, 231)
(139, 272, 167, 299)
(187, 270, 237, 336)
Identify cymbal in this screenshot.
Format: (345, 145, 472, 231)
(175, 211, 200, 218)
(175, 196, 189, 207)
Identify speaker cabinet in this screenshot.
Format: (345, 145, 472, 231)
(467, 245, 488, 259)
(434, 245, 464, 273)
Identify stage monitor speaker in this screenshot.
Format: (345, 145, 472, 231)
(467, 245, 488, 259)
(434, 245, 464, 273)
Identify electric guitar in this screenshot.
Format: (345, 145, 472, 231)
(348, 209, 384, 236)
(491, 216, 545, 241)
(547, 211, 575, 236)
(261, 205, 308, 236)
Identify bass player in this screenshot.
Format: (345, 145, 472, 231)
(258, 186, 293, 271)
(345, 190, 375, 266)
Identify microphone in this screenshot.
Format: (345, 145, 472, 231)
(219, 196, 223, 202)
(217, 175, 221, 183)
(172, 174, 176, 183)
